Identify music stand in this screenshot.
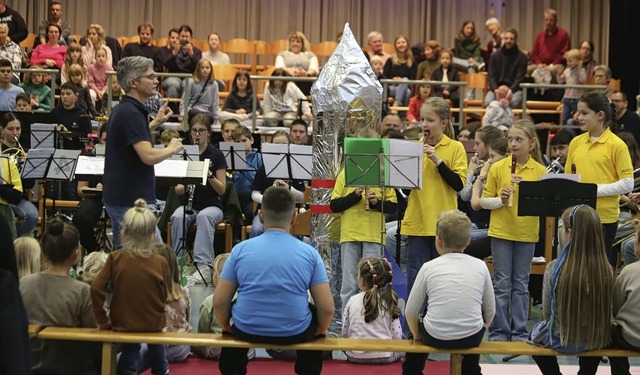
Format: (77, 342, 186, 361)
(343, 137, 423, 251)
(219, 142, 254, 172)
(500, 177, 596, 363)
(262, 143, 312, 183)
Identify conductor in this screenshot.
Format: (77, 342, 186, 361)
(103, 56, 183, 249)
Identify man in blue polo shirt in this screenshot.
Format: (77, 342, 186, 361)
(103, 56, 182, 249)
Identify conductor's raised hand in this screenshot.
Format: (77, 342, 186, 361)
(155, 101, 173, 124)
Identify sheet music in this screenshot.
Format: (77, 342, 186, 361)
(387, 139, 423, 189)
(30, 123, 56, 149)
(290, 144, 312, 180)
(219, 142, 250, 171)
(74, 156, 105, 176)
(95, 144, 106, 156)
(22, 148, 55, 179)
(155, 159, 188, 178)
(47, 149, 81, 180)
(541, 173, 580, 182)
(262, 143, 289, 179)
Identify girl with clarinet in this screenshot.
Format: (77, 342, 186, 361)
(480, 119, 546, 342)
(565, 92, 634, 267)
(401, 97, 467, 300)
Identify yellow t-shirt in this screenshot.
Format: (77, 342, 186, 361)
(0, 157, 22, 206)
(565, 128, 634, 224)
(401, 135, 467, 237)
(331, 170, 397, 244)
(483, 154, 546, 243)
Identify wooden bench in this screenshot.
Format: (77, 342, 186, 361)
(34, 326, 640, 375)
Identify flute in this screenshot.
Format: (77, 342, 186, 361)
(508, 155, 517, 207)
(364, 187, 370, 211)
(423, 129, 431, 146)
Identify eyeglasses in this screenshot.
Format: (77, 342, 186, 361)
(191, 128, 208, 134)
(137, 73, 157, 81)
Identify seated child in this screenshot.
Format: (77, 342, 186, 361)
(403, 210, 495, 375)
(407, 82, 432, 123)
(87, 46, 110, 108)
(78, 251, 108, 285)
(100, 75, 124, 114)
(18, 65, 52, 111)
(482, 85, 514, 131)
(342, 257, 402, 364)
(231, 126, 262, 222)
(19, 218, 100, 374)
(13, 237, 41, 280)
(15, 93, 31, 112)
(68, 63, 98, 117)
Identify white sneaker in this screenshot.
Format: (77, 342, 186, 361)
(191, 263, 212, 284)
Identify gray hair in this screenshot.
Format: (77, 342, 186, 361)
(594, 65, 612, 79)
(117, 56, 153, 93)
(485, 17, 500, 29)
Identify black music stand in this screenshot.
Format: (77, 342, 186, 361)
(262, 143, 312, 185)
(501, 178, 597, 362)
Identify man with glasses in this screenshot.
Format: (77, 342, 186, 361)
(103, 56, 183, 249)
(0, 58, 23, 110)
(609, 90, 640, 147)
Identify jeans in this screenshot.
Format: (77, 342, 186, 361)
(403, 323, 485, 375)
(219, 305, 323, 375)
(249, 213, 264, 238)
(263, 111, 298, 127)
(11, 199, 38, 236)
(489, 237, 535, 341)
(386, 222, 408, 274)
(104, 204, 162, 250)
(119, 343, 167, 375)
(483, 90, 523, 108)
(453, 56, 478, 73)
(621, 236, 637, 265)
(406, 236, 438, 298)
(388, 79, 411, 106)
(161, 77, 184, 98)
(340, 241, 383, 314)
(561, 97, 579, 125)
(171, 205, 224, 267)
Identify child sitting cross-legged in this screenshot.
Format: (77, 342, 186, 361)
(342, 256, 403, 364)
(403, 210, 495, 375)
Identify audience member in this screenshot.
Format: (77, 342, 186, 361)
(609, 90, 640, 147)
(0, 23, 21, 83)
(14, 92, 28, 111)
(13, 237, 40, 280)
(0, 59, 23, 110)
(61, 42, 87, 84)
(179, 58, 219, 124)
(170, 114, 226, 283)
(36, 1, 71, 46)
(88, 46, 111, 106)
(430, 50, 460, 105)
(415, 40, 441, 81)
(262, 68, 311, 127)
(82, 24, 113, 68)
(403, 210, 494, 374)
(30, 24, 67, 69)
(593, 65, 613, 97)
(407, 81, 431, 123)
(529, 8, 571, 68)
(529, 205, 613, 374)
(163, 24, 202, 101)
(77, 251, 107, 285)
(91, 200, 170, 375)
(369, 55, 385, 80)
(122, 22, 164, 72)
(365, 31, 391, 65)
(383, 35, 415, 107)
(484, 28, 527, 108)
(202, 33, 230, 66)
(557, 49, 586, 125)
(482, 85, 514, 130)
(483, 17, 502, 62)
(68, 63, 98, 117)
(213, 186, 334, 375)
(453, 20, 484, 76)
(342, 257, 402, 364)
(579, 40, 598, 78)
(219, 69, 263, 128)
(0, 0, 27, 44)
(19, 66, 52, 110)
(480, 120, 546, 342)
(21, 218, 100, 374)
(380, 113, 403, 133)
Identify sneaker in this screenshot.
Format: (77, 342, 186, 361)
(191, 263, 212, 284)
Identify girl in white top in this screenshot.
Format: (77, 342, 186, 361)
(202, 33, 230, 66)
(342, 257, 402, 364)
(262, 68, 312, 127)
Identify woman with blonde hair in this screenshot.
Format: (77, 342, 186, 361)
(383, 35, 416, 107)
(275, 31, 318, 78)
(13, 237, 41, 280)
(82, 24, 113, 68)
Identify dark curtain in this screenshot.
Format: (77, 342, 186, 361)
(609, 0, 639, 111)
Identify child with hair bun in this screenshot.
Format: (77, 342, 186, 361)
(14, 236, 41, 280)
(342, 257, 402, 364)
(19, 218, 100, 374)
(91, 199, 170, 375)
(403, 210, 495, 375)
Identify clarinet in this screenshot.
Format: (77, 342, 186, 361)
(185, 184, 195, 214)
